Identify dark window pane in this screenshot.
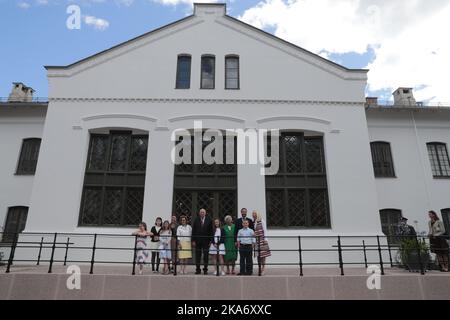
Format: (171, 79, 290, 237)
(124, 188, 144, 226)
(288, 190, 306, 226)
(87, 135, 108, 171)
(201, 56, 215, 89)
(2, 206, 28, 242)
(130, 136, 148, 171)
(80, 188, 102, 225)
(109, 134, 129, 171)
(176, 55, 191, 89)
(225, 56, 239, 89)
(284, 135, 302, 173)
(102, 188, 123, 225)
(371, 142, 395, 177)
(17, 138, 41, 175)
(305, 138, 325, 173)
(309, 189, 329, 227)
(427, 143, 450, 177)
(379, 209, 402, 243)
(266, 190, 284, 227)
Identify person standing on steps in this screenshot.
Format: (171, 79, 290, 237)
(192, 208, 214, 275)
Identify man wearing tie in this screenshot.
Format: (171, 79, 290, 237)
(192, 208, 214, 275)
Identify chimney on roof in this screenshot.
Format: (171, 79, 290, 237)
(193, 3, 226, 17)
(8, 82, 34, 102)
(393, 87, 416, 107)
(365, 97, 378, 107)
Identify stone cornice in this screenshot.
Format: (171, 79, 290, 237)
(49, 97, 364, 106)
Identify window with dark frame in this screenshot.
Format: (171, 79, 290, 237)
(370, 142, 396, 178)
(201, 55, 215, 89)
(172, 132, 237, 223)
(176, 55, 191, 89)
(441, 209, 450, 238)
(265, 133, 330, 228)
(16, 138, 41, 175)
(2, 206, 28, 243)
(225, 55, 239, 89)
(427, 142, 450, 178)
(379, 209, 402, 243)
(79, 131, 148, 227)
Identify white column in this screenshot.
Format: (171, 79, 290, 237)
(143, 128, 175, 225)
(238, 163, 266, 219)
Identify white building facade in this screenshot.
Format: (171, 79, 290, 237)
(1, 4, 449, 265)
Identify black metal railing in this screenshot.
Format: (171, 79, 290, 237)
(0, 232, 442, 277)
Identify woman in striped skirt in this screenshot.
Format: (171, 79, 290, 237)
(252, 211, 271, 275)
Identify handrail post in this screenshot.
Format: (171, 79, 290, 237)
(414, 235, 425, 275)
(376, 235, 385, 275)
(173, 235, 178, 276)
(337, 236, 344, 276)
(48, 233, 57, 274)
(6, 233, 19, 273)
(89, 234, 97, 275)
(257, 235, 262, 277)
(362, 240, 368, 268)
(387, 238, 393, 267)
(216, 237, 220, 277)
(63, 237, 70, 266)
(131, 234, 138, 275)
(298, 236, 303, 276)
(36, 237, 44, 266)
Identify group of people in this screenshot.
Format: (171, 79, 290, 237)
(132, 208, 271, 275)
(397, 211, 449, 272)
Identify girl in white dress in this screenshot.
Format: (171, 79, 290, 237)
(209, 218, 226, 276)
(159, 220, 172, 275)
(132, 222, 153, 275)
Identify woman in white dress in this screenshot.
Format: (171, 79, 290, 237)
(176, 215, 192, 274)
(132, 222, 153, 275)
(209, 218, 226, 276)
(159, 220, 172, 275)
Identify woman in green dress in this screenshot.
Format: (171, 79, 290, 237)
(223, 215, 237, 275)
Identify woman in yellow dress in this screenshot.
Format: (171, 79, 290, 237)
(176, 215, 192, 274)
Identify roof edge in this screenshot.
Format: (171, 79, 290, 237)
(44, 14, 195, 71)
(223, 15, 368, 74)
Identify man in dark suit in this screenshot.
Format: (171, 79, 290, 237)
(192, 208, 214, 275)
(235, 208, 254, 241)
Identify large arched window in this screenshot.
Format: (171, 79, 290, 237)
(265, 132, 329, 228)
(427, 142, 450, 178)
(370, 141, 395, 178)
(201, 55, 215, 89)
(79, 131, 148, 227)
(16, 138, 41, 175)
(225, 55, 239, 89)
(175, 54, 191, 89)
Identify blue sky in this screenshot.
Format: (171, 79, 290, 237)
(0, 0, 439, 102)
(0, 0, 375, 98)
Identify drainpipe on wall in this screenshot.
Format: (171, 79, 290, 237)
(411, 110, 432, 233)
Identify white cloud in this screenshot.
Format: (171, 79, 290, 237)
(151, 0, 219, 6)
(240, 0, 450, 103)
(84, 15, 110, 30)
(18, 2, 31, 9)
(35, 0, 48, 5)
